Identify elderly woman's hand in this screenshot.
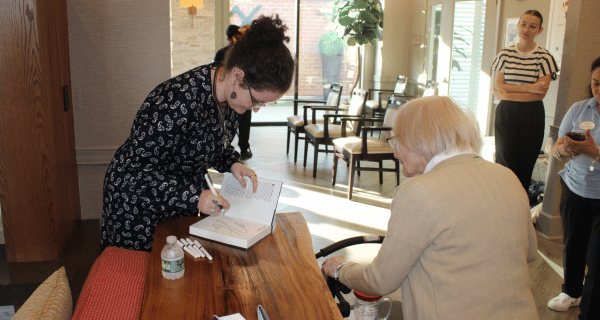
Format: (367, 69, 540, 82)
(231, 162, 258, 192)
(321, 255, 347, 279)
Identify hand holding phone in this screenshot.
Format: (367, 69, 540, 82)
(566, 131, 586, 141)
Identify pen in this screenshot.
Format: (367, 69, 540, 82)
(193, 239, 213, 261)
(186, 237, 206, 258)
(205, 173, 224, 212)
(181, 238, 204, 258)
(176, 239, 200, 258)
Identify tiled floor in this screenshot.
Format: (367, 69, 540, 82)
(0, 125, 580, 319)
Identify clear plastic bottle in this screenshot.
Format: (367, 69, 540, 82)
(161, 235, 184, 280)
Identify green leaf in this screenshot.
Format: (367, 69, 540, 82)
(354, 24, 363, 33)
(361, 11, 378, 24)
(355, 0, 369, 10)
(362, 29, 375, 39)
(347, 37, 357, 46)
(355, 34, 367, 45)
(339, 16, 352, 27)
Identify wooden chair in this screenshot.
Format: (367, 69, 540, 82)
(286, 84, 343, 163)
(303, 89, 368, 178)
(332, 95, 405, 200)
(366, 75, 409, 118)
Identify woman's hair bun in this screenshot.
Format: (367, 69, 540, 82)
(245, 15, 290, 45)
(223, 14, 294, 94)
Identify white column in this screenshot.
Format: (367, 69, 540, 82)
(215, 0, 230, 52)
(372, 0, 424, 90)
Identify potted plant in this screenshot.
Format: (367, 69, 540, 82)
(318, 32, 346, 97)
(331, 0, 383, 91)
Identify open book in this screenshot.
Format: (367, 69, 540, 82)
(189, 173, 283, 249)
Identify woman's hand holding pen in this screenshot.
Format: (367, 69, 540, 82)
(198, 189, 230, 215)
(231, 162, 258, 192)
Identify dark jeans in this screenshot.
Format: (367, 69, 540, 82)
(238, 109, 251, 151)
(494, 100, 545, 191)
(559, 177, 600, 320)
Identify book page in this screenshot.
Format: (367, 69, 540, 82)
(201, 214, 270, 240)
(219, 173, 282, 227)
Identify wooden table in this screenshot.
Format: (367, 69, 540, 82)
(139, 212, 343, 320)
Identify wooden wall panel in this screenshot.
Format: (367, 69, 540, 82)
(0, 0, 80, 262)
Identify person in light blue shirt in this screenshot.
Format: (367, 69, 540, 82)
(549, 56, 600, 320)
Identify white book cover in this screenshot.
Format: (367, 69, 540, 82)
(189, 173, 283, 249)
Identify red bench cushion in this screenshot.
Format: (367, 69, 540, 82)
(72, 246, 150, 320)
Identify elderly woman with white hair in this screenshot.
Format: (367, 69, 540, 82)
(322, 96, 539, 319)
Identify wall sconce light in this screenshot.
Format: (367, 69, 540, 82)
(188, 6, 197, 28)
(180, 1, 204, 9)
(180, 1, 203, 28)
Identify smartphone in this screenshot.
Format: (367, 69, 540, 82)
(566, 131, 586, 141)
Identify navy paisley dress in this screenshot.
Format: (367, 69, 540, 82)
(101, 63, 241, 251)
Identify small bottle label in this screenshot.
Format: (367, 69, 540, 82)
(161, 258, 184, 273)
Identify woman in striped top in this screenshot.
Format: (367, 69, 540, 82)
(491, 10, 559, 192)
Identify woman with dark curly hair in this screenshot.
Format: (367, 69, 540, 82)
(101, 15, 295, 251)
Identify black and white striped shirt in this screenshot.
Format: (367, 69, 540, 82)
(492, 45, 559, 85)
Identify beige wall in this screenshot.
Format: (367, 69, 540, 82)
(68, 0, 171, 219)
(171, 0, 216, 76)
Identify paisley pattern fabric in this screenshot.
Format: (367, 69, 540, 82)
(102, 63, 241, 251)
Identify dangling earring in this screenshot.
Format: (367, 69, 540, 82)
(230, 91, 237, 99)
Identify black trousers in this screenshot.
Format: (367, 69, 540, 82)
(494, 100, 545, 191)
(238, 109, 251, 151)
(559, 178, 600, 320)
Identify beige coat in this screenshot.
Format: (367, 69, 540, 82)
(339, 154, 538, 319)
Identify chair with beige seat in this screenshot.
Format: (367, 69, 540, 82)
(366, 75, 412, 119)
(286, 83, 343, 163)
(304, 89, 368, 178)
(332, 95, 404, 200)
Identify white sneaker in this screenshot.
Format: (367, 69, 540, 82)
(547, 293, 581, 312)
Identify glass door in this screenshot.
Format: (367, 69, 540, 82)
(448, 1, 486, 115)
(426, 0, 494, 133)
(426, 4, 442, 84)
(228, 0, 296, 124)
(228, 0, 357, 124)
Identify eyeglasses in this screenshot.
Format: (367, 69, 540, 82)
(245, 80, 265, 110)
(385, 135, 398, 148)
(245, 80, 275, 110)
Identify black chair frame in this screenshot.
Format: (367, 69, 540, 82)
(286, 84, 343, 163)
